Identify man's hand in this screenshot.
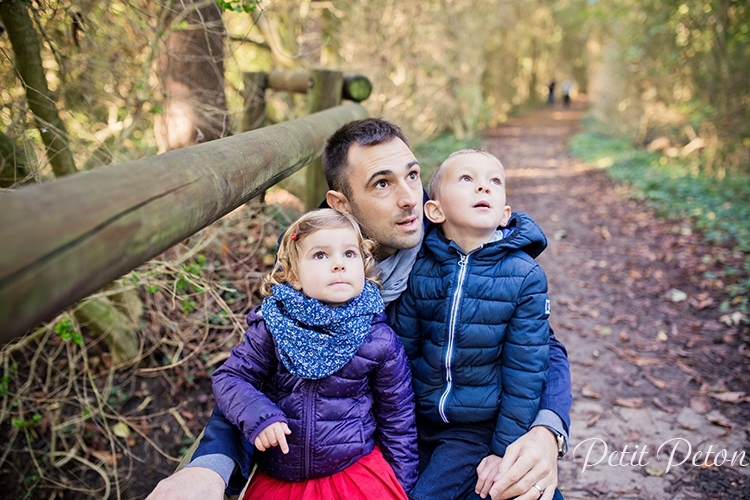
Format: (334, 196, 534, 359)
(145, 466, 226, 500)
(488, 426, 559, 500)
(254, 422, 291, 453)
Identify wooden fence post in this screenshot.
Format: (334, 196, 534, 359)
(306, 69, 343, 210)
(242, 72, 268, 132)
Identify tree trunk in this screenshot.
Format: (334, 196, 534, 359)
(156, 0, 230, 151)
(0, 129, 32, 187)
(0, 0, 77, 177)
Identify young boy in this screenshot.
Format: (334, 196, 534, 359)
(392, 149, 553, 500)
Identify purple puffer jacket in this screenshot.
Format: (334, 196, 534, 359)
(211, 307, 419, 492)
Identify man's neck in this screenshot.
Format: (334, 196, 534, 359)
(376, 246, 398, 261)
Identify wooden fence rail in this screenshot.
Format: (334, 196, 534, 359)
(0, 103, 369, 344)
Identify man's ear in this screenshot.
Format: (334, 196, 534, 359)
(326, 190, 352, 214)
(424, 200, 446, 224)
(500, 205, 512, 227)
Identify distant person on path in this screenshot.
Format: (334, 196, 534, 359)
(392, 149, 562, 500)
(146, 118, 572, 500)
(561, 80, 572, 108)
(211, 208, 418, 499)
(547, 80, 556, 106)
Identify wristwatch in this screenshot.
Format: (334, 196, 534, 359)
(554, 431, 565, 458)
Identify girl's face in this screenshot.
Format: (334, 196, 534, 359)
(290, 226, 366, 306)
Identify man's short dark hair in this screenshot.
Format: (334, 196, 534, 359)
(322, 118, 409, 199)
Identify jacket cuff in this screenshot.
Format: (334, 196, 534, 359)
(531, 409, 569, 456)
(186, 453, 235, 487)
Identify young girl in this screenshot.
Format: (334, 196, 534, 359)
(211, 209, 418, 500)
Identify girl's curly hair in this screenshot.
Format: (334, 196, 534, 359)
(259, 209, 380, 297)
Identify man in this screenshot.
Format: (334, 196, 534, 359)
(146, 119, 572, 500)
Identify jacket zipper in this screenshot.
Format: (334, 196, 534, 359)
(438, 253, 469, 422)
(303, 380, 318, 478)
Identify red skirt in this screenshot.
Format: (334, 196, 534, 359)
(242, 446, 407, 500)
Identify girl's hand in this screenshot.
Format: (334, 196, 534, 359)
(254, 422, 291, 453)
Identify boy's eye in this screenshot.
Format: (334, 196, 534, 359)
(407, 171, 420, 181)
(491, 178, 502, 185)
(374, 179, 388, 189)
(459, 175, 472, 182)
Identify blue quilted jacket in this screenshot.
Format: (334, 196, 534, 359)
(212, 308, 418, 491)
(392, 212, 550, 456)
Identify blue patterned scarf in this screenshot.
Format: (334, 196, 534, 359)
(260, 281, 384, 379)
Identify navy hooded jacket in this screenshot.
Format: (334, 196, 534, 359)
(392, 212, 550, 456)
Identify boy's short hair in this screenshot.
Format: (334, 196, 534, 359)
(322, 118, 409, 200)
(427, 148, 505, 200)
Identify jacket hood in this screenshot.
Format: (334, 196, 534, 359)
(423, 211, 547, 261)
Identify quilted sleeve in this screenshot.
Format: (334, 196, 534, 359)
(492, 263, 550, 456)
(371, 327, 419, 493)
(211, 319, 288, 446)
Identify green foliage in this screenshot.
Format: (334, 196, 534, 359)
(53, 317, 83, 345)
(413, 134, 484, 186)
(584, 0, 750, 174)
(12, 413, 42, 429)
(570, 131, 750, 318)
(215, 0, 259, 13)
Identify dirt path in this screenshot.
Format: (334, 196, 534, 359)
(481, 101, 750, 499)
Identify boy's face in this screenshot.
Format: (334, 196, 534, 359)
(426, 152, 511, 244)
(326, 138, 424, 259)
(290, 226, 366, 306)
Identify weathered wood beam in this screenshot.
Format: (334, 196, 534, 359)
(264, 70, 372, 102)
(0, 103, 368, 344)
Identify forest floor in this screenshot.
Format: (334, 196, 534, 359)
(484, 100, 750, 499)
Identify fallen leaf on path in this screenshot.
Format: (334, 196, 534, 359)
(652, 397, 674, 413)
(612, 397, 644, 409)
(719, 311, 747, 326)
(705, 410, 733, 429)
(625, 355, 660, 367)
(581, 385, 601, 399)
(582, 481, 609, 497)
(689, 294, 714, 310)
(587, 413, 602, 427)
(645, 465, 664, 477)
(689, 396, 712, 414)
(594, 325, 612, 336)
(645, 373, 668, 390)
(670, 288, 688, 302)
(708, 391, 749, 403)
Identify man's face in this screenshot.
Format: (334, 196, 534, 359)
(329, 139, 423, 258)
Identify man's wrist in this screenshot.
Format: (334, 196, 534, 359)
(531, 409, 569, 457)
(186, 454, 234, 487)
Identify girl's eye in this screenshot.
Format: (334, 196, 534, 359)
(460, 175, 472, 182)
(491, 178, 502, 185)
(344, 250, 359, 258)
(313, 252, 327, 260)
